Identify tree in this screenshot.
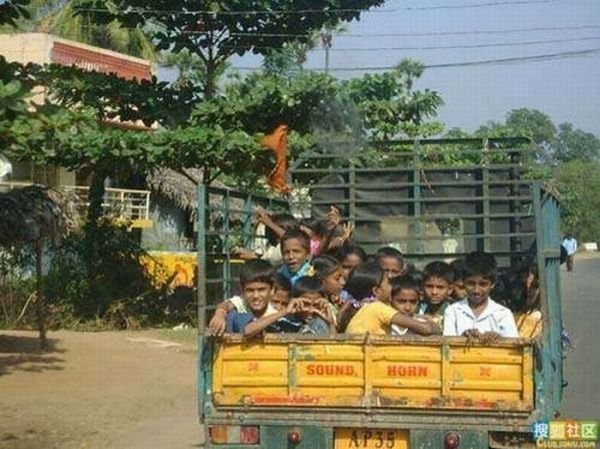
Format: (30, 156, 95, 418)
(555, 122, 600, 162)
(1, 0, 156, 60)
(555, 159, 600, 242)
(343, 59, 444, 139)
(77, 0, 386, 98)
(0, 0, 30, 27)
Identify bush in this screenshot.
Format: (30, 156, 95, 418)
(44, 220, 193, 329)
(0, 249, 36, 329)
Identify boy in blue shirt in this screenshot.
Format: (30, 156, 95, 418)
(225, 259, 303, 336)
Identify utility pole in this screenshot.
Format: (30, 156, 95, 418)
(321, 31, 332, 73)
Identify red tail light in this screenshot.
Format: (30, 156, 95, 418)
(208, 425, 259, 445)
(240, 426, 259, 444)
(444, 431, 460, 449)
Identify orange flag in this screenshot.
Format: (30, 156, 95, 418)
(260, 124, 291, 194)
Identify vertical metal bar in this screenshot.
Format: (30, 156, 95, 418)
(145, 191, 150, 220)
(348, 161, 356, 227)
(222, 191, 231, 298)
(242, 194, 253, 249)
(197, 184, 207, 334)
(412, 143, 423, 256)
(481, 141, 491, 253)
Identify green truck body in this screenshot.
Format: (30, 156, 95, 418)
(197, 139, 564, 449)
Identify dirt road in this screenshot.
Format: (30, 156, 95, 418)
(0, 329, 202, 449)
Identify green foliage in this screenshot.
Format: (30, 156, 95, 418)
(1, 0, 155, 60)
(45, 221, 173, 327)
(0, 249, 36, 329)
(0, 0, 30, 27)
(76, 0, 385, 97)
(4, 59, 193, 127)
(555, 159, 600, 242)
(343, 59, 444, 139)
(555, 122, 600, 162)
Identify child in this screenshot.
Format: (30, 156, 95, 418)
(279, 228, 313, 285)
(291, 276, 335, 335)
(449, 258, 467, 303)
(336, 243, 367, 280)
(233, 213, 297, 265)
(208, 267, 289, 336)
(390, 275, 430, 336)
(223, 260, 280, 334)
(419, 261, 454, 325)
(514, 262, 543, 339)
(443, 252, 519, 340)
(312, 255, 347, 314)
(375, 246, 405, 279)
(341, 262, 440, 336)
(244, 276, 334, 337)
(269, 273, 292, 312)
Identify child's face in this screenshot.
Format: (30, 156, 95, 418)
(242, 281, 272, 315)
(269, 287, 290, 312)
(323, 267, 346, 296)
(374, 275, 392, 303)
(282, 238, 310, 273)
(297, 292, 324, 320)
(379, 256, 404, 279)
(391, 289, 420, 316)
(464, 275, 494, 307)
(341, 254, 362, 279)
(451, 279, 467, 302)
(423, 276, 452, 305)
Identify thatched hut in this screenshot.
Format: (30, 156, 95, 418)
(144, 168, 246, 251)
(0, 185, 75, 347)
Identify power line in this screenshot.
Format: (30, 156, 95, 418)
(74, 0, 557, 16)
(231, 48, 600, 72)
(209, 24, 600, 39)
(222, 36, 600, 52)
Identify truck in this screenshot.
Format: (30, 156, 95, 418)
(196, 138, 564, 449)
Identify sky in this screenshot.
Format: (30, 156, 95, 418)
(228, 0, 600, 135)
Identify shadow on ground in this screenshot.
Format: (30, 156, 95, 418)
(0, 333, 65, 376)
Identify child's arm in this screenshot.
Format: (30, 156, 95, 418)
(391, 313, 441, 336)
(243, 298, 302, 338)
(208, 300, 235, 336)
(231, 246, 259, 260)
(256, 207, 286, 239)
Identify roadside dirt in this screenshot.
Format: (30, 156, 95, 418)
(0, 329, 202, 449)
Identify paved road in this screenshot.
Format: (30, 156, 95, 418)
(559, 253, 600, 420)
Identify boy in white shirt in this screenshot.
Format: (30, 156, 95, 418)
(443, 252, 519, 341)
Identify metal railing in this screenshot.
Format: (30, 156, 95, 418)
(0, 182, 151, 221)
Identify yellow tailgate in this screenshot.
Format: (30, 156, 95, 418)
(212, 336, 534, 411)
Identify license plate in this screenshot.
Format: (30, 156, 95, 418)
(334, 428, 408, 449)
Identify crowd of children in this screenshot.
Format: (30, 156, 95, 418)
(208, 208, 542, 342)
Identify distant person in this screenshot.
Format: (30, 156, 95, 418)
(335, 243, 368, 280)
(449, 258, 468, 303)
(443, 252, 519, 341)
(562, 233, 578, 272)
(375, 246, 405, 279)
